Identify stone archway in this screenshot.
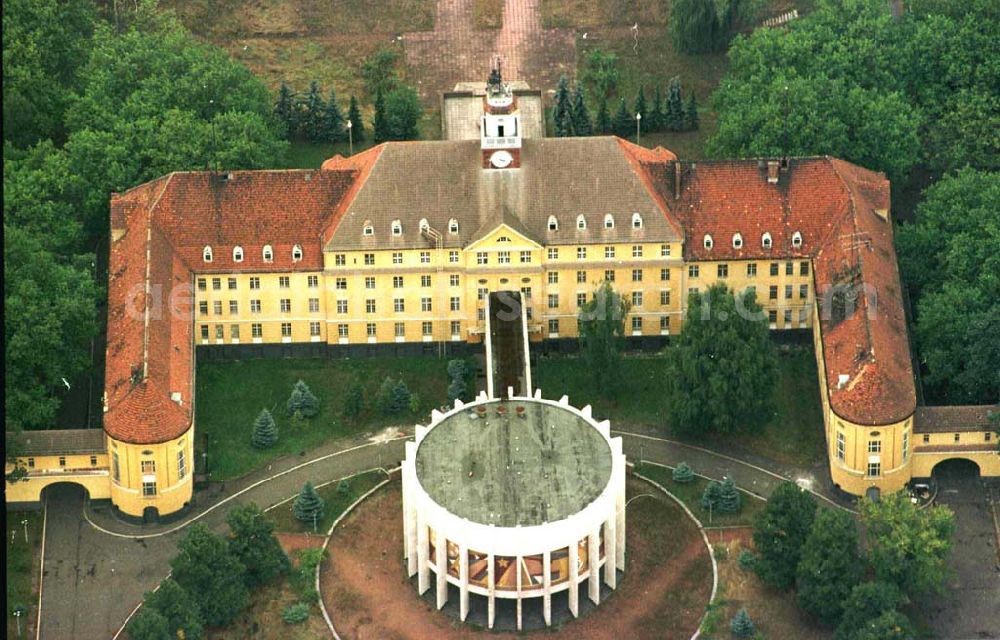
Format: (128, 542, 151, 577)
(40, 481, 91, 505)
(931, 457, 982, 481)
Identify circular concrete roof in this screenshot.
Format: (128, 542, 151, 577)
(414, 399, 613, 527)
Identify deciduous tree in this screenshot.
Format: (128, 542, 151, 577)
(751, 481, 816, 590)
(127, 608, 171, 640)
(834, 581, 907, 640)
(169, 524, 249, 627)
(796, 509, 863, 625)
(143, 578, 203, 640)
(226, 503, 291, 588)
(577, 282, 628, 398)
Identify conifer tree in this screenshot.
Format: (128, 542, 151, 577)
(169, 524, 249, 627)
(448, 378, 466, 405)
(275, 82, 296, 138)
(633, 86, 648, 128)
(571, 86, 593, 136)
(142, 578, 203, 640)
(226, 503, 291, 588)
(717, 476, 742, 513)
(553, 75, 573, 137)
(344, 380, 364, 418)
(685, 93, 699, 131)
(347, 95, 366, 142)
(293, 481, 325, 527)
(251, 408, 278, 449)
(302, 80, 326, 142)
(730, 608, 755, 638)
(672, 462, 694, 484)
(322, 89, 346, 142)
(447, 359, 468, 380)
(752, 481, 817, 589)
(666, 77, 684, 131)
(372, 88, 388, 143)
(648, 86, 664, 132)
(287, 379, 320, 419)
(611, 97, 634, 139)
(596, 95, 612, 135)
(701, 480, 722, 511)
(391, 379, 412, 414)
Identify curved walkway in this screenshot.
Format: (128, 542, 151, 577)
(39, 424, 842, 639)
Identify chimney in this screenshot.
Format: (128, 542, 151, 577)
(837, 374, 850, 389)
(766, 160, 780, 184)
(674, 161, 682, 199)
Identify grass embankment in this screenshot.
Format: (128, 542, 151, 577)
(534, 346, 826, 467)
(6, 510, 42, 639)
(195, 356, 466, 480)
(474, 0, 505, 29)
(267, 470, 387, 534)
(637, 463, 766, 528)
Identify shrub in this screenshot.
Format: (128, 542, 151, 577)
(717, 476, 742, 514)
(701, 480, 722, 511)
(287, 379, 320, 419)
(672, 461, 695, 483)
(738, 549, 756, 571)
(282, 602, 311, 625)
(337, 478, 351, 495)
(293, 482, 325, 528)
(730, 608, 756, 638)
(251, 408, 278, 449)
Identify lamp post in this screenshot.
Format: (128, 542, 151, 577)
(13, 607, 24, 637)
(202, 452, 208, 477)
(635, 111, 642, 145)
(346, 118, 353, 156)
(21, 519, 28, 544)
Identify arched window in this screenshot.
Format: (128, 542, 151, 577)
(391, 220, 402, 236)
(547, 216, 559, 231)
(262, 245, 273, 262)
(703, 234, 713, 250)
(762, 232, 772, 249)
(732, 233, 743, 249)
(362, 220, 374, 236)
(632, 213, 643, 229)
(202, 246, 213, 262)
(448, 218, 459, 234)
(419, 218, 429, 233)
(233, 246, 244, 262)
(576, 214, 586, 230)
(604, 214, 615, 229)
(292, 244, 303, 262)
(791, 231, 803, 248)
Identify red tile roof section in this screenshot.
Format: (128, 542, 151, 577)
(914, 405, 998, 433)
(319, 145, 385, 245)
(615, 139, 684, 239)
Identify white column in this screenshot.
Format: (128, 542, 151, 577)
(543, 550, 552, 626)
(487, 553, 496, 629)
(615, 450, 626, 569)
(459, 544, 470, 621)
(417, 520, 430, 594)
(403, 455, 418, 576)
(436, 536, 448, 609)
(604, 515, 617, 589)
(568, 541, 579, 618)
(516, 555, 523, 631)
(587, 529, 600, 604)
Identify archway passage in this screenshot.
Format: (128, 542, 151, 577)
(40, 481, 90, 504)
(931, 457, 981, 482)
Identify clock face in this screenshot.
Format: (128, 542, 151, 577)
(490, 150, 514, 168)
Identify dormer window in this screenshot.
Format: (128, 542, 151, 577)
(576, 215, 586, 230)
(703, 234, 713, 250)
(419, 218, 429, 233)
(362, 221, 374, 236)
(604, 214, 615, 229)
(791, 231, 803, 248)
(233, 246, 244, 262)
(762, 233, 773, 249)
(548, 216, 559, 231)
(292, 244, 303, 262)
(448, 218, 459, 234)
(732, 233, 743, 249)
(632, 213, 643, 229)
(391, 220, 402, 236)
(202, 246, 213, 263)
(262, 245, 273, 262)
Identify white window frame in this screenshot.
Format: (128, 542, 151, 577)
(262, 244, 273, 262)
(547, 216, 559, 231)
(203, 246, 213, 262)
(761, 233, 772, 249)
(576, 214, 586, 230)
(632, 212, 643, 229)
(292, 244, 303, 262)
(604, 214, 615, 229)
(391, 220, 403, 236)
(233, 246, 243, 262)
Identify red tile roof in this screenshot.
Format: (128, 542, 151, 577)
(914, 405, 998, 433)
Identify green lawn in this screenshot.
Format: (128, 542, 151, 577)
(534, 346, 826, 467)
(636, 462, 766, 527)
(6, 510, 42, 639)
(266, 470, 387, 534)
(195, 356, 469, 480)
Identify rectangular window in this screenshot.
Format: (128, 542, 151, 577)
(231, 324, 240, 340)
(308, 275, 319, 288)
(141, 460, 156, 474)
(520, 251, 532, 263)
(688, 265, 699, 278)
(604, 270, 615, 282)
(112, 453, 119, 481)
(632, 317, 642, 331)
(660, 316, 670, 331)
(923, 433, 930, 444)
(281, 322, 292, 337)
(800, 261, 810, 276)
(177, 450, 186, 479)
(986, 432, 992, 442)
(770, 262, 779, 276)
(604, 246, 615, 259)
(449, 250, 459, 263)
(577, 247, 587, 260)
(520, 287, 532, 299)
(251, 323, 262, 338)
(200, 325, 209, 339)
(954, 433, 960, 443)
(547, 248, 559, 260)
(228, 277, 237, 290)
(143, 481, 157, 497)
(902, 432, 909, 461)
(335, 277, 347, 290)
(548, 294, 559, 309)
(280, 299, 291, 313)
(632, 269, 643, 282)
(366, 299, 376, 313)
(421, 275, 431, 287)
(90, 455, 98, 466)
(783, 309, 792, 325)
(477, 309, 485, 321)
(393, 252, 403, 265)
(660, 268, 670, 281)
(197, 278, 206, 291)
(478, 287, 488, 301)
(784, 285, 792, 299)
(366, 323, 377, 337)
(215, 325, 224, 339)
(364, 277, 375, 289)
(799, 284, 808, 299)
(717, 264, 728, 278)
(338, 324, 349, 338)
(422, 321, 433, 336)
(336, 300, 348, 314)
(393, 276, 404, 288)
(688, 287, 699, 296)
(867, 462, 881, 477)
(548, 272, 559, 284)
(213, 301, 222, 315)
(450, 321, 461, 336)
(279, 276, 290, 288)
(394, 298, 405, 313)
(769, 285, 778, 300)
(837, 432, 846, 460)
(577, 270, 587, 283)
(420, 251, 430, 264)
(364, 253, 375, 265)
(632, 245, 643, 258)
(229, 300, 238, 314)
(747, 263, 757, 277)
(212, 277, 221, 290)
(335, 254, 346, 266)
(548, 319, 560, 334)
(660, 290, 671, 305)
(768, 309, 778, 324)
(868, 440, 882, 453)
(785, 262, 794, 276)
(660, 244, 671, 257)
(57, 455, 66, 467)
(632, 291, 643, 307)
(477, 252, 488, 265)
(199, 301, 208, 316)
(498, 251, 511, 264)
(421, 298, 432, 312)
(450, 297, 461, 311)
(249, 277, 260, 290)
(577, 293, 587, 308)
(309, 298, 320, 312)
(447, 274, 459, 287)
(27, 457, 35, 469)
(394, 322, 405, 338)
(310, 321, 321, 337)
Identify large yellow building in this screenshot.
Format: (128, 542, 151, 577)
(6, 75, 996, 518)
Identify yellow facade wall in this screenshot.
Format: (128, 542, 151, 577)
(5, 453, 111, 503)
(108, 427, 195, 517)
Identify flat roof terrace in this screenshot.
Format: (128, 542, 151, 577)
(414, 400, 613, 528)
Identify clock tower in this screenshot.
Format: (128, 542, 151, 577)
(481, 56, 522, 169)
